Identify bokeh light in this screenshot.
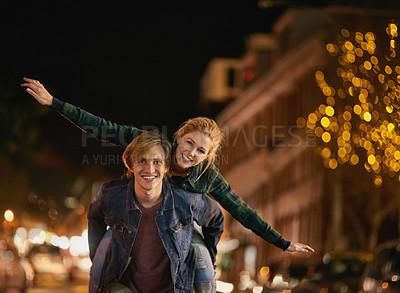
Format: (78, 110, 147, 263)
(4, 210, 14, 222)
(302, 22, 400, 186)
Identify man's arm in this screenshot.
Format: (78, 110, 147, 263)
(21, 77, 143, 147)
(87, 192, 107, 261)
(193, 195, 224, 264)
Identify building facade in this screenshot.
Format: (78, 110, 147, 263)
(201, 7, 400, 289)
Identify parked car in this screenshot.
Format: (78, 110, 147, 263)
(359, 239, 400, 293)
(28, 244, 69, 285)
(0, 236, 28, 293)
(290, 251, 372, 293)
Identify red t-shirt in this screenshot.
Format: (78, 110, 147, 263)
(119, 199, 174, 293)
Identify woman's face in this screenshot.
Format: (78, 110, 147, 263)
(175, 131, 212, 169)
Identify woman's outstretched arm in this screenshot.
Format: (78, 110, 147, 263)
(21, 77, 143, 147)
(206, 165, 314, 253)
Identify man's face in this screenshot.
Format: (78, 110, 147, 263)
(132, 145, 169, 194)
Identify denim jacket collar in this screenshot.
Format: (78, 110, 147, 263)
(126, 179, 139, 212)
(125, 179, 174, 213)
(159, 180, 174, 212)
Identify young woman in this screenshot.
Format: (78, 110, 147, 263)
(22, 77, 314, 290)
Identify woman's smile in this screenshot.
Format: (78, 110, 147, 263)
(175, 131, 212, 170)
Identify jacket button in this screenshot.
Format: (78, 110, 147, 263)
(128, 229, 133, 234)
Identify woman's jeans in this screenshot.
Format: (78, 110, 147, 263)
(192, 230, 216, 293)
(89, 229, 216, 293)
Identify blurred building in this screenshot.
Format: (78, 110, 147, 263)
(201, 6, 400, 288)
(200, 33, 279, 117)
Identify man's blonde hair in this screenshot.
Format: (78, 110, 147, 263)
(122, 130, 172, 179)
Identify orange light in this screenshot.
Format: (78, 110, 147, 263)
(259, 266, 270, 276)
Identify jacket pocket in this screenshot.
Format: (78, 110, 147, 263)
(169, 217, 193, 257)
(104, 215, 129, 247)
(104, 215, 125, 231)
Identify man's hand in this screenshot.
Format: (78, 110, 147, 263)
(21, 77, 53, 106)
(286, 242, 314, 253)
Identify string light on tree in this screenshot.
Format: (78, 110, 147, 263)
(298, 22, 400, 187)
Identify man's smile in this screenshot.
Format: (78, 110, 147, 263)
(141, 175, 158, 182)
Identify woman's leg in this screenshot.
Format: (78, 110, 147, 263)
(192, 230, 216, 293)
(89, 229, 112, 293)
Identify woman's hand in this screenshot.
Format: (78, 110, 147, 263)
(286, 242, 315, 253)
(21, 77, 53, 106)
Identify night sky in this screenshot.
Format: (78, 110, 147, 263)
(5, 3, 284, 116)
(3, 1, 286, 168)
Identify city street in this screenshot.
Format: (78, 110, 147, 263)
(3, 2, 400, 293)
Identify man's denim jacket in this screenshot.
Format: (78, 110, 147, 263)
(87, 177, 224, 293)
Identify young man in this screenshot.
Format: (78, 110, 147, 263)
(87, 130, 224, 293)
